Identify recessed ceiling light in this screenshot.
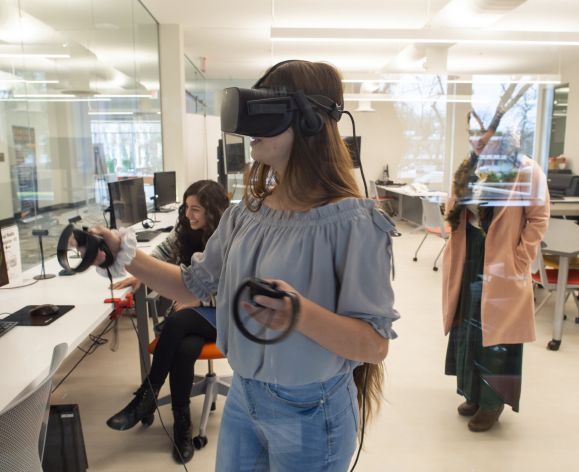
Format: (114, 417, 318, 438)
(94, 23, 120, 31)
(271, 27, 579, 47)
(101, 94, 153, 99)
(88, 111, 134, 115)
(14, 94, 75, 98)
(0, 53, 70, 58)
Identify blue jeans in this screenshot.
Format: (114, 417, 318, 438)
(216, 373, 359, 472)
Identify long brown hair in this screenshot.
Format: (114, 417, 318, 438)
(175, 180, 229, 264)
(244, 60, 384, 425)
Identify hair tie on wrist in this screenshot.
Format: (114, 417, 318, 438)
(96, 227, 137, 278)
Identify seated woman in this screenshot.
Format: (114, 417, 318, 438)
(106, 179, 229, 464)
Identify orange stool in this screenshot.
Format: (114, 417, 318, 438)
(148, 336, 231, 449)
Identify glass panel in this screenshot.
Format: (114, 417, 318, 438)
(184, 56, 206, 114)
(0, 0, 161, 273)
(548, 83, 568, 161)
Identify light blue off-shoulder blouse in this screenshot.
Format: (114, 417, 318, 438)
(181, 197, 400, 385)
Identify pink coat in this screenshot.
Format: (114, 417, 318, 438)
(442, 157, 550, 347)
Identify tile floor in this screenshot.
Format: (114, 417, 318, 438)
(49, 220, 579, 471)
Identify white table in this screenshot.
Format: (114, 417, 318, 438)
(550, 196, 579, 218)
(377, 185, 448, 225)
(0, 256, 122, 412)
(0, 211, 178, 412)
(541, 218, 579, 350)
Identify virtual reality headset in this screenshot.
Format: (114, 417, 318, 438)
(220, 87, 343, 138)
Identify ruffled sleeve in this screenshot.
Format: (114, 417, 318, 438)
(181, 204, 240, 301)
(333, 206, 400, 339)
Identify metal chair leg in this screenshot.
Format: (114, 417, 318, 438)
(432, 241, 447, 272)
(413, 233, 428, 262)
(534, 291, 552, 314)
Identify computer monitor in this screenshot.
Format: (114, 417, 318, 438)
(223, 134, 246, 174)
(153, 171, 177, 209)
(343, 136, 362, 168)
(107, 178, 148, 229)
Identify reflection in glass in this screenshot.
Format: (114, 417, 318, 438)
(0, 0, 161, 270)
(442, 84, 550, 432)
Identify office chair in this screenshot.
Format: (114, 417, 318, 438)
(412, 197, 450, 271)
(148, 336, 231, 450)
(0, 343, 68, 472)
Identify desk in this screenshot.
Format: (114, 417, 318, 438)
(550, 196, 579, 218)
(0, 257, 121, 412)
(0, 211, 178, 412)
(377, 185, 448, 225)
(541, 218, 579, 350)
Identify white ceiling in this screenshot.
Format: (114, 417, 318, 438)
(2, 0, 579, 102)
(141, 0, 579, 80)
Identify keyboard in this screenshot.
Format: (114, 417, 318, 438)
(0, 321, 17, 338)
(136, 230, 161, 242)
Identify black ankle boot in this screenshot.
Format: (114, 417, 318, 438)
(172, 405, 194, 464)
(106, 381, 161, 431)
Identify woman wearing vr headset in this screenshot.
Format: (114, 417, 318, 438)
(93, 60, 399, 471)
(106, 180, 228, 464)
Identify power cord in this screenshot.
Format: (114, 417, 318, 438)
(51, 318, 116, 394)
(105, 269, 190, 471)
(102, 209, 110, 229)
(0, 279, 39, 289)
(77, 326, 115, 355)
(342, 110, 368, 198)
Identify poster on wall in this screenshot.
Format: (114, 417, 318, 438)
(1, 225, 22, 284)
(12, 125, 37, 219)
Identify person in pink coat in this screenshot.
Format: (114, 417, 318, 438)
(442, 102, 550, 432)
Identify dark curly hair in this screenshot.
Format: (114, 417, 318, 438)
(174, 180, 229, 265)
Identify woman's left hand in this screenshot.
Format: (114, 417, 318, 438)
(173, 300, 201, 312)
(240, 279, 302, 332)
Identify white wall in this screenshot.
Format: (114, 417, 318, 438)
(159, 24, 187, 196)
(183, 113, 208, 185)
(338, 102, 407, 196)
(205, 115, 221, 182)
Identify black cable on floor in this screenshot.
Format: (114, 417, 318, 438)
(106, 269, 190, 472)
(51, 318, 116, 394)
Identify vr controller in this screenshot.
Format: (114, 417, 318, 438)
(57, 224, 114, 273)
(247, 278, 286, 306)
(233, 277, 301, 345)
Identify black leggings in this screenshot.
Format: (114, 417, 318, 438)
(147, 308, 217, 408)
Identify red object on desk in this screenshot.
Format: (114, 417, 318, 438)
(104, 294, 134, 320)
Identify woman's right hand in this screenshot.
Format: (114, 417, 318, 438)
(111, 276, 141, 292)
(89, 225, 122, 266)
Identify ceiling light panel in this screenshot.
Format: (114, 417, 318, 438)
(270, 0, 445, 29)
(271, 27, 579, 46)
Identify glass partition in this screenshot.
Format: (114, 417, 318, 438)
(185, 56, 206, 115)
(0, 0, 161, 273)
